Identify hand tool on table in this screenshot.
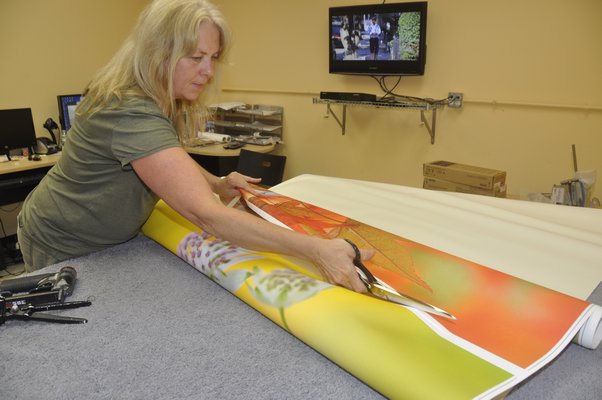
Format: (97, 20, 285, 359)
(0, 266, 91, 325)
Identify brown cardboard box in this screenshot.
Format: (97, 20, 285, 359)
(423, 176, 507, 197)
(423, 161, 506, 190)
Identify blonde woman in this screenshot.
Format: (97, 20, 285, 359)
(18, 0, 370, 293)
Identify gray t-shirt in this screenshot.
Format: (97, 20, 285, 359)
(21, 96, 181, 260)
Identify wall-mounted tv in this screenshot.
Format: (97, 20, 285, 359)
(329, 1, 427, 76)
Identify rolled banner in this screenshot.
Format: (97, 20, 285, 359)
(142, 186, 600, 400)
(200, 131, 231, 142)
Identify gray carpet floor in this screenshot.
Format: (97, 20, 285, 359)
(0, 235, 600, 399)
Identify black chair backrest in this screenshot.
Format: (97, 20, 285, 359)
(236, 149, 286, 187)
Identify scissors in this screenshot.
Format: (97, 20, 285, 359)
(345, 239, 456, 320)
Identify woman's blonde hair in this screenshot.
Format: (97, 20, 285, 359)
(78, 0, 230, 141)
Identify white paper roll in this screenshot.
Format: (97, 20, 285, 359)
(574, 304, 602, 349)
(199, 132, 231, 142)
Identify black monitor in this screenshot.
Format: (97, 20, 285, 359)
(57, 94, 83, 132)
(329, 1, 428, 76)
(0, 108, 37, 160)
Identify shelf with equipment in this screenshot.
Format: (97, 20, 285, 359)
(209, 104, 283, 144)
(313, 98, 445, 144)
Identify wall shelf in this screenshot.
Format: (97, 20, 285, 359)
(313, 98, 444, 144)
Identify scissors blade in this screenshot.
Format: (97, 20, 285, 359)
(369, 281, 456, 320)
(345, 238, 456, 320)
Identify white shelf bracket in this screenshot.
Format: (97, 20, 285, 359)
(326, 103, 347, 135)
(420, 108, 437, 144)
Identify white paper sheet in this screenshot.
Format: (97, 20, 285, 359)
(272, 174, 602, 300)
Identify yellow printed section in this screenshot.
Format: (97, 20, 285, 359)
(141, 201, 197, 253)
(142, 201, 512, 399)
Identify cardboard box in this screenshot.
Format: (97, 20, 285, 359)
(423, 161, 506, 190)
(423, 177, 507, 198)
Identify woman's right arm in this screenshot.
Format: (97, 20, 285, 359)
(131, 146, 371, 293)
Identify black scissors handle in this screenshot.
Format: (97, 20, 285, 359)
(344, 239, 377, 287)
(33, 300, 92, 312)
(12, 310, 88, 324)
(7, 301, 92, 324)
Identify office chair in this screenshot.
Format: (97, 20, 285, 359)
(236, 149, 286, 187)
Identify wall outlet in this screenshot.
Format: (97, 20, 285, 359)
(448, 92, 464, 108)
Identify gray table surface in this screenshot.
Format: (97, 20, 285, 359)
(1, 236, 600, 400)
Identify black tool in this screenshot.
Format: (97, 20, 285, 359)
(42, 118, 60, 146)
(223, 141, 245, 150)
(0, 266, 77, 297)
(0, 266, 91, 325)
(1, 298, 91, 324)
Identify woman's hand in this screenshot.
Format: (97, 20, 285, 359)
(216, 175, 375, 294)
(312, 238, 374, 293)
(215, 171, 261, 200)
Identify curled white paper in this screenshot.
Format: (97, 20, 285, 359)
(574, 304, 602, 349)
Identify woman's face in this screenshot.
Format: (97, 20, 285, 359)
(174, 21, 221, 101)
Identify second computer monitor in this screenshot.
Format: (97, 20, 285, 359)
(57, 94, 83, 132)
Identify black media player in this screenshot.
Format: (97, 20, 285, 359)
(319, 92, 377, 102)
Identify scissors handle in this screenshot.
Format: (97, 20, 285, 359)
(344, 239, 377, 286)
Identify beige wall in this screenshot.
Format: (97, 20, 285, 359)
(1, 0, 601, 201)
(212, 0, 602, 201)
(0, 0, 149, 135)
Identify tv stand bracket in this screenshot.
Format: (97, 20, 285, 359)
(313, 98, 442, 144)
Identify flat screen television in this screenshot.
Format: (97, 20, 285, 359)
(57, 94, 83, 132)
(329, 1, 427, 76)
(0, 108, 37, 160)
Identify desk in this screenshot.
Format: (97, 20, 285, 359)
(0, 153, 60, 176)
(185, 142, 275, 176)
(0, 154, 60, 209)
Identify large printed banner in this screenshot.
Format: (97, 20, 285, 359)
(141, 188, 601, 399)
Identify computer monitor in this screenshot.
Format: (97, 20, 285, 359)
(0, 108, 37, 160)
(57, 94, 83, 132)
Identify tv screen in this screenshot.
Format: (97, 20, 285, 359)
(329, 1, 427, 76)
(57, 94, 84, 132)
(0, 108, 37, 156)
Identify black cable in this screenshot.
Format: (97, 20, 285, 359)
(371, 75, 401, 101)
(370, 75, 451, 106)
